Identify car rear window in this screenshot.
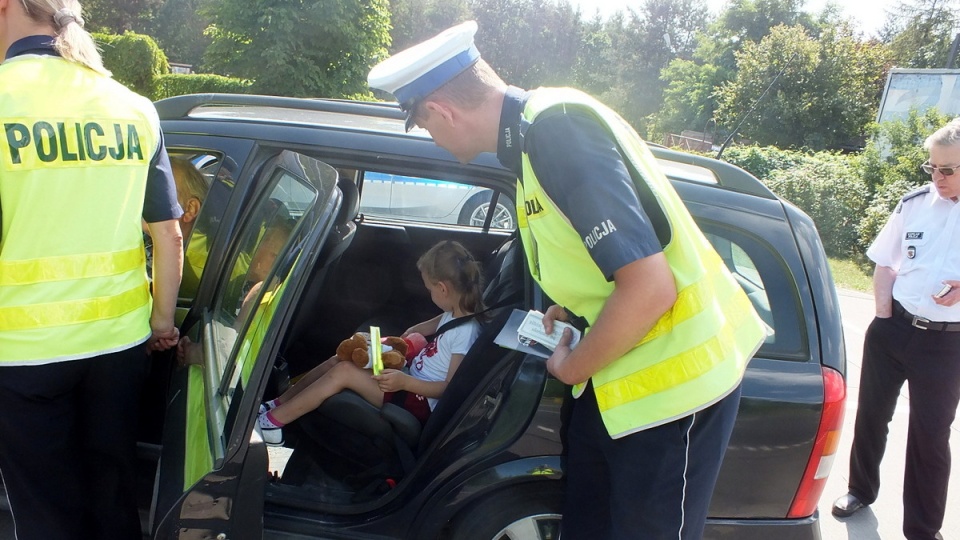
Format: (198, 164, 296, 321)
(703, 226, 807, 359)
(358, 170, 516, 230)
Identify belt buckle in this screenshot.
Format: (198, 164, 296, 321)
(912, 315, 931, 330)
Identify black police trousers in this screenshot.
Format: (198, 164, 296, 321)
(848, 312, 960, 540)
(0, 346, 149, 540)
(559, 380, 741, 539)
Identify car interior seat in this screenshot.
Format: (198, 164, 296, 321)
(278, 236, 525, 496)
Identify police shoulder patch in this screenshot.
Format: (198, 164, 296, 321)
(896, 185, 929, 213)
(900, 185, 929, 203)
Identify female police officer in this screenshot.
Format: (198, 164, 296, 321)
(0, 1, 183, 539)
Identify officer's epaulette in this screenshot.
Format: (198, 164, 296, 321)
(896, 185, 929, 213)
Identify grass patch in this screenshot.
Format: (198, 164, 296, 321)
(828, 256, 873, 293)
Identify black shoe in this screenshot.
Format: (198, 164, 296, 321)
(831, 493, 866, 518)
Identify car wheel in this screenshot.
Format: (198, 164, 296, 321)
(446, 484, 563, 540)
(458, 192, 516, 230)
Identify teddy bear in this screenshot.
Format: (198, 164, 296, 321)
(335, 331, 428, 370)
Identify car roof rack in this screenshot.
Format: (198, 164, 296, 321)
(649, 146, 776, 199)
(155, 94, 774, 199)
(154, 93, 406, 123)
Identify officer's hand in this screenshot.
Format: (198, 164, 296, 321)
(546, 328, 578, 384)
(542, 304, 568, 335)
(932, 280, 960, 307)
(147, 326, 180, 353)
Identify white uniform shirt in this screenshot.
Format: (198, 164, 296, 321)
(409, 311, 481, 410)
(867, 185, 960, 322)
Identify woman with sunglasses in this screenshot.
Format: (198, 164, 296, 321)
(832, 118, 960, 540)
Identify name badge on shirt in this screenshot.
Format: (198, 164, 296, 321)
(905, 231, 923, 240)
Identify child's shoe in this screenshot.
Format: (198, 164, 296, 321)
(258, 398, 279, 416)
(256, 411, 284, 446)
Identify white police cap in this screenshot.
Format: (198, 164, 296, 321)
(368, 20, 481, 131)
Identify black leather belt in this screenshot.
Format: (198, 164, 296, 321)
(893, 301, 960, 332)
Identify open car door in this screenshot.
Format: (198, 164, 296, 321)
(152, 151, 341, 539)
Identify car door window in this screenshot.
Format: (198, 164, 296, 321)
(167, 150, 234, 312)
(359, 171, 516, 230)
(198, 164, 325, 457)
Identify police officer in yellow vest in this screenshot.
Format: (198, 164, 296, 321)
(369, 22, 765, 539)
(0, 1, 183, 539)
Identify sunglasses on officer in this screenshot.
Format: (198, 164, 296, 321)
(921, 161, 960, 176)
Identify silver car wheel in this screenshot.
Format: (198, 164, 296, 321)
(489, 513, 562, 540)
(470, 202, 515, 229)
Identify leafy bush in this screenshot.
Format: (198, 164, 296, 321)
(856, 109, 952, 248)
(857, 177, 917, 252)
(719, 145, 807, 181)
(765, 154, 867, 257)
(95, 32, 169, 98)
(860, 108, 951, 193)
(153, 73, 253, 100)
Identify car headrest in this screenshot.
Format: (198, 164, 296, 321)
(336, 178, 360, 226)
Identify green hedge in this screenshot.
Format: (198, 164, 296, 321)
(706, 110, 949, 258)
(95, 32, 168, 98)
(717, 146, 807, 182)
(153, 73, 253, 101)
(765, 155, 867, 257)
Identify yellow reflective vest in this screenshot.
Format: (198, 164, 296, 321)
(0, 54, 160, 365)
(516, 88, 766, 438)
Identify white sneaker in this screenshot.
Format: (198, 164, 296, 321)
(259, 399, 278, 416)
(259, 424, 283, 446)
(256, 412, 284, 446)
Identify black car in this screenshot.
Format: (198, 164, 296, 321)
(2, 93, 846, 540)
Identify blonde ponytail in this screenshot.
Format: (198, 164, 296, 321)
(22, 0, 110, 76)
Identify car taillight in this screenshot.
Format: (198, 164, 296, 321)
(788, 366, 845, 518)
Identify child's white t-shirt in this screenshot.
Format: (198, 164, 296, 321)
(409, 311, 481, 410)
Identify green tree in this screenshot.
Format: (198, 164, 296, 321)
(203, 0, 391, 98)
(654, 0, 836, 140)
(389, 0, 472, 52)
(882, 0, 959, 68)
(707, 0, 818, 72)
(653, 59, 723, 138)
(149, 0, 212, 68)
(82, 0, 163, 33)
(468, 0, 583, 88)
(715, 24, 886, 149)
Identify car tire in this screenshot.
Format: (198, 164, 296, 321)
(446, 483, 563, 540)
(458, 192, 516, 230)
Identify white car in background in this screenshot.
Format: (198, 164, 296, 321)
(359, 171, 516, 230)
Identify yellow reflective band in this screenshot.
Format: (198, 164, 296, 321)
(0, 283, 150, 331)
(638, 255, 730, 346)
(0, 247, 144, 286)
(593, 290, 755, 412)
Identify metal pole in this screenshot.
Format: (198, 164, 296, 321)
(947, 32, 960, 69)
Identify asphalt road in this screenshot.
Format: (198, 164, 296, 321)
(1, 288, 957, 539)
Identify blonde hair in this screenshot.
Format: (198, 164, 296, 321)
(20, 0, 109, 76)
(170, 157, 209, 206)
(417, 240, 485, 317)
